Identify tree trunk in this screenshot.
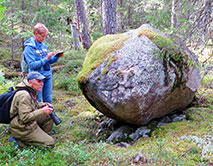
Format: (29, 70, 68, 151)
(10, 7, 14, 62)
(118, 0, 124, 32)
(74, 0, 92, 50)
(71, 23, 80, 50)
(102, 0, 117, 35)
(203, 0, 212, 39)
(37, 0, 39, 7)
(171, 0, 178, 29)
(58, 31, 62, 49)
(21, 0, 25, 51)
(127, 0, 132, 27)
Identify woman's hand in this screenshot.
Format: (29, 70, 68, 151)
(46, 52, 55, 60)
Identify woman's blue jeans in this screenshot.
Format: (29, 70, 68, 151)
(37, 74, 52, 103)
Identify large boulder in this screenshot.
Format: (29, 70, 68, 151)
(77, 24, 201, 126)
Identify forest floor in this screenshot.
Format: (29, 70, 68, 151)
(0, 49, 212, 166)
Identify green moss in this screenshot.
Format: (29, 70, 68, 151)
(128, 73, 133, 78)
(138, 29, 183, 63)
(101, 68, 108, 75)
(107, 55, 116, 67)
(138, 29, 172, 48)
(186, 107, 213, 122)
(101, 55, 117, 75)
(138, 28, 188, 89)
(96, 76, 100, 80)
(77, 34, 130, 84)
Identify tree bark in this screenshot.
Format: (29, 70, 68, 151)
(127, 0, 132, 27)
(171, 0, 178, 29)
(102, 0, 117, 35)
(202, 0, 212, 39)
(74, 0, 92, 50)
(71, 23, 80, 50)
(21, 0, 25, 51)
(118, 0, 124, 32)
(10, 7, 15, 62)
(37, 0, 39, 7)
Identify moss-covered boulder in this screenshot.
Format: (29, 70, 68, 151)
(77, 24, 201, 126)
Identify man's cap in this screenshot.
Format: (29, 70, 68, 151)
(27, 71, 45, 80)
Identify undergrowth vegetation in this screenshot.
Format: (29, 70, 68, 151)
(0, 49, 212, 166)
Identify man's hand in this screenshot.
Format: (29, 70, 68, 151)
(45, 102, 53, 108)
(42, 105, 53, 115)
(46, 52, 55, 60)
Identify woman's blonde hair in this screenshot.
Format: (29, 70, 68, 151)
(33, 23, 48, 34)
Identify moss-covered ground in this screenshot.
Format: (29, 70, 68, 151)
(0, 48, 212, 165)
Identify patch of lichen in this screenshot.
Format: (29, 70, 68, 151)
(77, 34, 130, 84)
(138, 28, 188, 89)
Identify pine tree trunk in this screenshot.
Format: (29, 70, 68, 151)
(21, 0, 25, 51)
(118, 0, 124, 32)
(203, 0, 212, 39)
(59, 31, 62, 49)
(171, 0, 178, 29)
(127, 0, 132, 27)
(74, 0, 92, 50)
(102, 0, 117, 35)
(10, 7, 14, 62)
(71, 23, 80, 50)
(37, 0, 39, 7)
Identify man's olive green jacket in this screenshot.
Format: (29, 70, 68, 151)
(9, 79, 46, 138)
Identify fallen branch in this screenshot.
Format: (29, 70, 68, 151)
(4, 72, 22, 79)
(4, 65, 66, 79)
(52, 65, 66, 71)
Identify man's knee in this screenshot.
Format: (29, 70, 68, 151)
(45, 136, 55, 146)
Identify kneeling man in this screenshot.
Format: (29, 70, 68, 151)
(9, 71, 55, 147)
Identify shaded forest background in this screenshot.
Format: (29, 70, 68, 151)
(0, 0, 212, 68)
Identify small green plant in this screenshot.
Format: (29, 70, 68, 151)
(190, 145, 201, 154)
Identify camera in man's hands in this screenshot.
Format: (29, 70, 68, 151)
(49, 106, 62, 125)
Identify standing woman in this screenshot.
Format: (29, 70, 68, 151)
(23, 23, 63, 103)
